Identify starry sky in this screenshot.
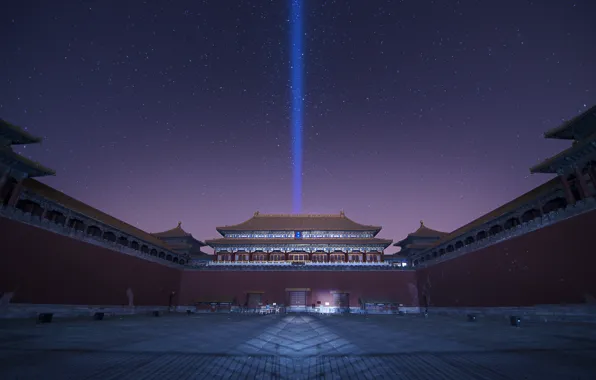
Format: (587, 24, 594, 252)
(1, 0, 595, 253)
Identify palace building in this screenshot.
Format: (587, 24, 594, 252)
(151, 222, 210, 263)
(392, 221, 447, 266)
(0, 119, 55, 205)
(0, 105, 595, 317)
(206, 211, 392, 264)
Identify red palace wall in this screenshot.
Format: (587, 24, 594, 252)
(3, 209, 595, 310)
(0, 217, 181, 306)
(178, 270, 419, 307)
(416, 209, 596, 308)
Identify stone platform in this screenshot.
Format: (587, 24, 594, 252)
(1, 313, 596, 379)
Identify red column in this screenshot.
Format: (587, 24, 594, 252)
(7, 178, 24, 207)
(575, 167, 591, 199)
(560, 174, 575, 204)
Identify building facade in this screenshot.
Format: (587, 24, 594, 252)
(0, 120, 191, 267)
(206, 211, 393, 264)
(1, 105, 596, 317)
(151, 222, 210, 264)
(392, 221, 448, 266)
(0, 119, 55, 206)
(407, 104, 596, 268)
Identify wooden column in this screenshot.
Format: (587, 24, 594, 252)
(7, 178, 24, 207)
(589, 166, 596, 189)
(559, 174, 575, 204)
(0, 168, 10, 190)
(538, 202, 544, 216)
(40, 205, 49, 220)
(575, 167, 591, 198)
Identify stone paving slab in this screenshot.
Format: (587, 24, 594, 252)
(1, 313, 596, 379)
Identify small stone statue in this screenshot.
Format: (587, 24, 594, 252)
(126, 287, 134, 307)
(0, 292, 14, 307)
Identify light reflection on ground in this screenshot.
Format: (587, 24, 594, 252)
(1, 313, 596, 379)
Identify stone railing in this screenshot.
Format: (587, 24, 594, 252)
(413, 196, 596, 268)
(188, 260, 401, 271)
(188, 265, 402, 271)
(0, 203, 186, 268)
(205, 261, 391, 267)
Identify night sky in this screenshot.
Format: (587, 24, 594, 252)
(1, 0, 595, 253)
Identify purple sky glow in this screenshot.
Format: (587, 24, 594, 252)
(1, 0, 595, 253)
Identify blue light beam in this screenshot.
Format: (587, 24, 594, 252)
(290, 0, 304, 214)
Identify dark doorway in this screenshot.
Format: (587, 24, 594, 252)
(289, 291, 306, 306)
(333, 292, 350, 312)
(247, 293, 262, 308)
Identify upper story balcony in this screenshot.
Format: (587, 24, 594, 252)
(0, 190, 188, 267)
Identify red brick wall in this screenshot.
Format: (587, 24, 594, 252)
(417, 209, 596, 307)
(0, 217, 181, 306)
(178, 270, 420, 307)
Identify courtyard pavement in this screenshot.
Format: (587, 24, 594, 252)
(0, 312, 596, 379)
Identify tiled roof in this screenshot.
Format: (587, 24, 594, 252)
(393, 221, 448, 246)
(393, 242, 434, 256)
(543, 104, 596, 140)
(429, 177, 561, 248)
(22, 178, 174, 251)
(216, 211, 382, 233)
(163, 242, 192, 250)
(409, 222, 448, 238)
(165, 242, 209, 253)
(0, 147, 55, 177)
(205, 237, 393, 247)
(529, 132, 596, 174)
(0, 118, 43, 145)
(404, 242, 435, 250)
(152, 222, 192, 238)
(151, 223, 207, 247)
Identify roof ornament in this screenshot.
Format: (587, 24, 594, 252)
(420, 220, 424, 227)
(254, 211, 260, 217)
(340, 210, 345, 217)
(177, 221, 182, 228)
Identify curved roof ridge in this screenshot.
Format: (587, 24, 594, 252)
(22, 178, 176, 250)
(252, 210, 346, 218)
(410, 220, 449, 236)
(255, 213, 343, 218)
(152, 221, 193, 238)
(216, 211, 382, 232)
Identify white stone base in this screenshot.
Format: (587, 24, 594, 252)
(429, 305, 596, 322)
(0, 304, 172, 319)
